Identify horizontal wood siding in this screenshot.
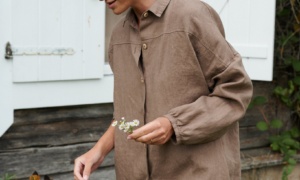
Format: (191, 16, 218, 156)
(0, 104, 114, 179)
(0, 144, 114, 178)
(0, 104, 113, 150)
(0, 82, 295, 179)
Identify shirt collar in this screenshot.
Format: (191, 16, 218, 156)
(148, 0, 171, 17)
(124, 0, 171, 28)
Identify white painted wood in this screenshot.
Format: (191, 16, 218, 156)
(0, 0, 109, 137)
(84, 0, 105, 79)
(12, 0, 39, 82)
(203, 0, 276, 81)
(0, 0, 14, 137)
(13, 76, 114, 110)
(234, 44, 268, 59)
(10, 0, 105, 82)
(38, 0, 62, 81)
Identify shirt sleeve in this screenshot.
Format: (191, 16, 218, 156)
(165, 54, 253, 145)
(164, 2, 253, 145)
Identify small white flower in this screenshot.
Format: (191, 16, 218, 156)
(119, 122, 125, 130)
(132, 119, 140, 126)
(120, 120, 125, 126)
(127, 122, 135, 127)
(114, 117, 140, 134)
(112, 121, 118, 127)
(123, 123, 130, 132)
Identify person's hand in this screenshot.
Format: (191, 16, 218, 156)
(127, 117, 174, 145)
(74, 147, 104, 180)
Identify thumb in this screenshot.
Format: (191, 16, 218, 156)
(83, 163, 92, 180)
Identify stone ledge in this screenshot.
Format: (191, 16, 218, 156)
(241, 148, 300, 171)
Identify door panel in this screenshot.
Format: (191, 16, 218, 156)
(11, 0, 105, 82)
(0, 0, 108, 137)
(204, 0, 276, 81)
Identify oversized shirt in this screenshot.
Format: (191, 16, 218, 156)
(108, 0, 253, 179)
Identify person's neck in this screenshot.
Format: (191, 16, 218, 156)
(132, 0, 156, 24)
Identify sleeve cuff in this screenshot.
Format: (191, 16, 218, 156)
(164, 114, 182, 145)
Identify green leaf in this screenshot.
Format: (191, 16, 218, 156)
(288, 81, 295, 94)
(292, 60, 300, 71)
(247, 102, 254, 109)
(253, 96, 267, 105)
(287, 149, 297, 156)
(271, 143, 280, 151)
(274, 87, 292, 102)
(286, 164, 295, 175)
(281, 96, 293, 107)
(290, 127, 300, 138)
(0, 174, 15, 180)
(291, 141, 300, 150)
(282, 137, 296, 146)
(270, 119, 283, 129)
(288, 158, 297, 165)
(274, 86, 284, 96)
(256, 121, 269, 131)
(282, 131, 292, 138)
(293, 76, 300, 85)
(269, 135, 280, 143)
(282, 167, 289, 180)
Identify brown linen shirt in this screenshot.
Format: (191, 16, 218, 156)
(108, 0, 253, 179)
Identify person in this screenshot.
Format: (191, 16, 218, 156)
(74, 0, 253, 179)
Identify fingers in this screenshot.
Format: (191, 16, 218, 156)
(74, 158, 92, 180)
(82, 163, 92, 180)
(127, 121, 159, 143)
(127, 117, 174, 145)
(73, 146, 105, 180)
(136, 130, 159, 143)
(146, 136, 164, 145)
(129, 120, 159, 140)
(74, 158, 84, 180)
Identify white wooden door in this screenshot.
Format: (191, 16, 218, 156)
(0, 0, 113, 136)
(10, 0, 105, 82)
(203, 0, 276, 81)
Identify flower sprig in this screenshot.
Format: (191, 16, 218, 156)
(112, 117, 140, 134)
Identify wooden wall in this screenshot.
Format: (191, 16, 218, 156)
(0, 104, 115, 179)
(0, 81, 298, 179)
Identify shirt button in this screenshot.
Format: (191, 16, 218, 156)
(143, 12, 149, 18)
(142, 43, 148, 50)
(141, 77, 145, 83)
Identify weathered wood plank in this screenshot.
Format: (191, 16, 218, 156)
(252, 81, 275, 95)
(0, 143, 114, 179)
(241, 147, 300, 170)
(242, 164, 300, 180)
(13, 103, 114, 126)
(16, 166, 116, 180)
(1, 124, 269, 151)
(1, 112, 271, 151)
(0, 117, 111, 150)
(240, 108, 264, 127)
(47, 166, 116, 180)
(240, 81, 290, 128)
(239, 126, 270, 150)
